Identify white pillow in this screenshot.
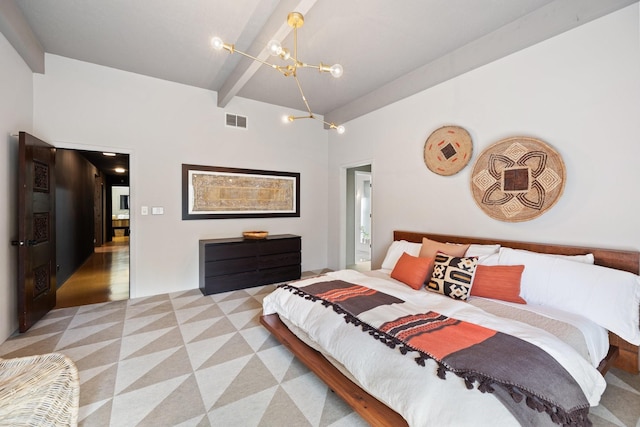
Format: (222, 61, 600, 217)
(498, 247, 640, 345)
(381, 240, 422, 270)
(465, 244, 501, 258)
(548, 253, 595, 264)
(498, 247, 594, 264)
(478, 252, 500, 266)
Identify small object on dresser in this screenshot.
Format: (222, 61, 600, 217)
(243, 230, 269, 239)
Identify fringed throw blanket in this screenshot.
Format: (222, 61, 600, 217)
(281, 280, 592, 426)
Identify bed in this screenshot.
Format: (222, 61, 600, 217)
(260, 231, 640, 426)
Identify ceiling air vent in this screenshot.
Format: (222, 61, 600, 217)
(225, 113, 248, 129)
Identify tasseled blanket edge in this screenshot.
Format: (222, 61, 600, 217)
(277, 283, 592, 427)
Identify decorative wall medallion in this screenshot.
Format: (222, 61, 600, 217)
(471, 136, 565, 222)
(423, 126, 473, 176)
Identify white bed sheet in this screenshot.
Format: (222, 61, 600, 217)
(263, 270, 607, 427)
(470, 297, 609, 367)
(375, 268, 609, 367)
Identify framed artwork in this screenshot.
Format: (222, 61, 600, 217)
(182, 164, 300, 220)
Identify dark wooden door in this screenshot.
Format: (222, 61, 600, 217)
(94, 175, 104, 246)
(17, 132, 57, 332)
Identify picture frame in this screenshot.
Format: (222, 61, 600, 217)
(182, 164, 300, 220)
(120, 195, 129, 210)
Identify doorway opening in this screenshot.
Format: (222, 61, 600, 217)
(346, 164, 371, 272)
(54, 149, 130, 308)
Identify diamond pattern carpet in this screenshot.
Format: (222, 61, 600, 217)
(1, 277, 639, 426)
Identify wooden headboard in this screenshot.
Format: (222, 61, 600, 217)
(393, 230, 640, 373)
(394, 230, 640, 274)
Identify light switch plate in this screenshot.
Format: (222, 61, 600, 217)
(152, 207, 164, 215)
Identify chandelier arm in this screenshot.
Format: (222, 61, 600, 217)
(231, 49, 284, 74)
(291, 78, 342, 131)
(212, 12, 345, 133)
(311, 115, 335, 129)
(288, 114, 329, 128)
(288, 114, 314, 120)
(310, 116, 341, 131)
(293, 75, 313, 116)
(293, 24, 298, 63)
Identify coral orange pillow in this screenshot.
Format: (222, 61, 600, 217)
(391, 252, 434, 290)
(470, 265, 526, 304)
(419, 237, 469, 258)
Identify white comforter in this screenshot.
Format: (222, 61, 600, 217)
(262, 270, 607, 427)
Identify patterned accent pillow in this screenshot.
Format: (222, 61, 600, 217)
(427, 252, 478, 301)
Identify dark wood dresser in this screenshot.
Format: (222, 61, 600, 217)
(199, 234, 301, 295)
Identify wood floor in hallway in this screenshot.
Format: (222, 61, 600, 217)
(55, 236, 130, 309)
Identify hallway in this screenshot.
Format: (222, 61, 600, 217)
(55, 236, 130, 309)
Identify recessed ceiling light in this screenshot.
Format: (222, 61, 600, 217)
(103, 152, 116, 156)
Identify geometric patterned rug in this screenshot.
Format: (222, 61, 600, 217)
(0, 277, 638, 426)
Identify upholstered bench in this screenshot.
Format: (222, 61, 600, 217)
(0, 353, 79, 426)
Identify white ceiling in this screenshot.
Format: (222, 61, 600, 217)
(4, 0, 637, 127)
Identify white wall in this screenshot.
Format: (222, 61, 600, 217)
(0, 33, 33, 339)
(3, 4, 638, 341)
(33, 55, 329, 298)
(328, 4, 640, 270)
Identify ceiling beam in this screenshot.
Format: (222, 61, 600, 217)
(217, 0, 319, 108)
(324, 0, 638, 126)
(0, 0, 44, 73)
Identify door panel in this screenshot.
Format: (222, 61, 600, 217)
(17, 132, 57, 332)
(94, 175, 104, 246)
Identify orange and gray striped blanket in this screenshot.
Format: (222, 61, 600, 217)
(281, 279, 592, 426)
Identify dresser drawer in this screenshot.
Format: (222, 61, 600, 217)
(258, 252, 301, 269)
(260, 265, 301, 284)
(202, 271, 261, 294)
(258, 237, 301, 255)
(205, 257, 257, 277)
(203, 242, 256, 261)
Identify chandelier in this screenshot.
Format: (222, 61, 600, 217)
(211, 12, 345, 134)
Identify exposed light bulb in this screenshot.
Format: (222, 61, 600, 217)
(287, 115, 295, 122)
(267, 40, 282, 56)
(211, 36, 224, 50)
(336, 125, 345, 134)
(280, 48, 291, 60)
(329, 64, 343, 78)
(282, 115, 291, 123)
(115, 168, 126, 173)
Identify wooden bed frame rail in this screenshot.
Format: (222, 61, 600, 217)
(260, 314, 408, 427)
(260, 230, 640, 425)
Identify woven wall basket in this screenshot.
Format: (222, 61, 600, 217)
(423, 126, 473, 176)
(470, 136, 566, 222)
